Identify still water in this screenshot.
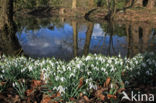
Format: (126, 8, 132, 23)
(1, 17, 156, 60)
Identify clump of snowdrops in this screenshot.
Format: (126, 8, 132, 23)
(0, 52, 155, 101)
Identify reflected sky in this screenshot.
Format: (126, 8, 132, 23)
(16, 18, 155, 60)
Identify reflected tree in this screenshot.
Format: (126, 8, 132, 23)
(126, 23, 153, 57)
(84, 22, 94, 56)
(72, 21, 78, 57)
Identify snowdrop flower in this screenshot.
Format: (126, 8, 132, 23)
(146, 71, 150, 75)
(110, 83, 114, 88)
(91, 64, 94, 67)
(108, 59, 112, 64)
(125, 81, 129, 85)
(57, 85, 65, 94)
(87, 71, 91, 75)
(2, 70, 4, 73)
(77, 64, 80, 69)
(69, 73, 75, 78)
(137, 72, 140, 75)
(60, 77, 65, 82)
(86, 56, 91, 61)
(28, 66, 33, 71)
(12, 83, 15, 87)
(62, 65, 66, 71)
(149, 52, 154, 56)
(118, 54, 121, 58)
(89, 82, 97, 90)
(101, 68, 106, 72)
(142, 63, 146, 67)
(135, 61, 138, 65)
(55, 76, 59, 81)
(0, 75, 3, 79)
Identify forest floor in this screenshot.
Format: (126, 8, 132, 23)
(18, 7, 156, 23)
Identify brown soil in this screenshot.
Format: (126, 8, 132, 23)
(17, 6, 156, 23)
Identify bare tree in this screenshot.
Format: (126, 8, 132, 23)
(72, 0, 77, 9)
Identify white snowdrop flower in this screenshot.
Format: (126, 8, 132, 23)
(149, 52, 154, 56)
(108, 59, 112, 64)
(60, 77, 65, 82)
(73, 69, 76, 73)
(130, 75, 133, 78)
(89, 83, 97, 90)
(135, 61, 138, 64)
(106, 64, 109, 67)
(53, 86, 57, 90)
(42, 68, 47, 73)
(2, 70, 4, 73)
(85, 79, 91, 84)
(115, 61, 118, 65)
(86, 56, 91, 61)
(12, 83, 15, 87)
(99, 56, 103, 61)
(105, 72, 108, 76)
(77, 64, 80, 69)
(87, 71, 91, 75)
(110, 83, 114, 88)
(118, 54, 121, 58)
(22, 79, 25, 83)
(69, 73, 75, 78)
(0, 75, 3, 79)
(62, 65, 66, 71)
(137, 72, 140, 75)
(101, 68, 106, 72)
(67, 67, 71, 71)
(57, 85, 65, 94)
(91, 64, 94, 67)
(55, 76, 59, 81)
(142, 63, 146, 67)
(110, 67, 115, 72)
(28, 66, 33, 71)
(146, 71, 150, 75)
(125, 81, 129, 85)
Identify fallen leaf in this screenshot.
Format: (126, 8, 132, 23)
(56, 92, 61, 97)
(70, 97, 75, 101)
(78, 77, 84, 88)
(99, 94, 105, 101)
(32, 80, 42, 88)
(41, 95, 51, 103)
(107, 94, 116, 99)
(83, 96, 90, 102)
(26, 89, 34, 96)
(117, 88, 125, 94)
(104, 77, 111, 87)
(95, 88, 106, 101)
(79, 93, 83, 97)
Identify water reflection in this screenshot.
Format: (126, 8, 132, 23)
(15, 17, 155, 60)
(1, 15, 156, 60)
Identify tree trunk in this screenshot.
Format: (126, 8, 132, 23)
(89, 0, 94, 8)
(125, 0, 134, 7)
(0, 0, 21, 55)
(0, 0, 13, 27)
(72, 0, 77, 9)
(146, 0, 155, 9)
(134, 0, 143, 7)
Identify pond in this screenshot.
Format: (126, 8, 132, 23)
(0, 16, 156, 60)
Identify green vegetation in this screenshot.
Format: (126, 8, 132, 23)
(0, 52, 155, 102)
